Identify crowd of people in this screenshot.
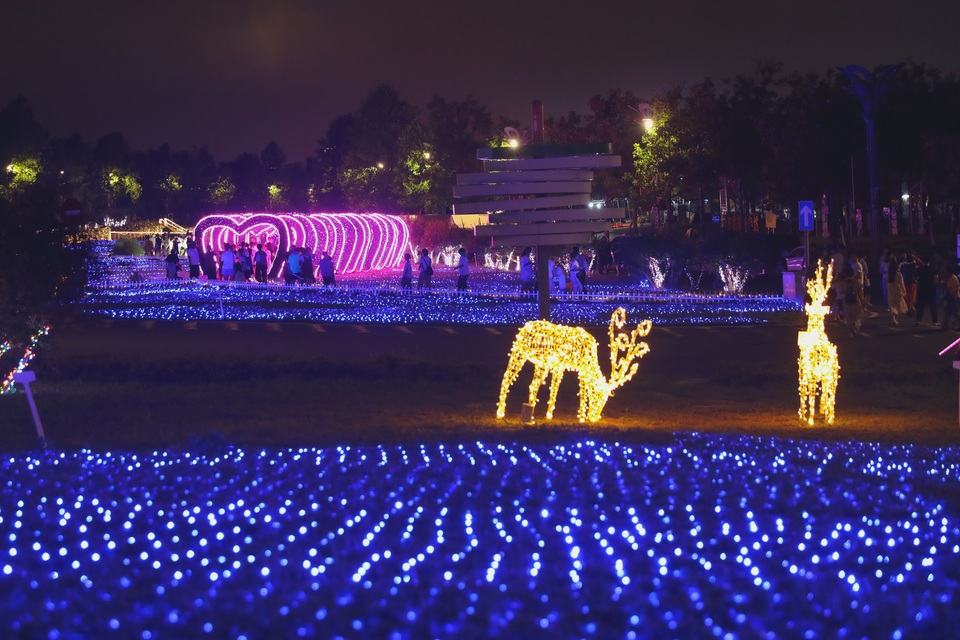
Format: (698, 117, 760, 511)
(809, 244, 960, 335)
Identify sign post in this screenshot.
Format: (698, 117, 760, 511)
(799, 200, 814, 272)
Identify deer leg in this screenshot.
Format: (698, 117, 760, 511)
(578, 376, 589, 423)
(496, 352, 526, 419)
(527, 365, 548, 411)
(545, 370, 564, 420)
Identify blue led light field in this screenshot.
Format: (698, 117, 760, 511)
(81, 255, 801, 326)
(2, 434, 958, 638)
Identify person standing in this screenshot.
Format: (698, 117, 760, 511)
(454, 247, 469, 291)
(186, 240, 201, 280)
(220, 244, 236, 281)
(569, 248, 584, 295)
(319, 251, 336, 286)
(240, 243, 254, 281)
(940, 265, 959, 331)
(519, 246, 535, 293)
(886, 260, 907, 326)
(301, 250, 316, 284)
(253, 244, 268, 283)
(165, 249, 180, 280)
(902, 254, 917, 314)
(400, 253, 414, 291)
(418, 248, 433, 291)
(572, 246, 588, 292)
(553, 256, 567, 293)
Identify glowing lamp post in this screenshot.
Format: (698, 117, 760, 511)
(798, 262, 840, 425)
(496, 308, 651, 423)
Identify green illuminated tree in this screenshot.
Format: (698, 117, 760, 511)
(206, 176, 236, 209)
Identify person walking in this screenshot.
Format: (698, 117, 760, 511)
(319, 251, 336, 287)
(915, 256, 938, 326)
(454, 247, 469, 292)
(886, 260, 907, 325)
(840, 267, 864, 336)
(902, 254, 917, 314)
(418, 248, 433, 291)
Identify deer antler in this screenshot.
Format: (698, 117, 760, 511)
(607, 308, 652, 390)
(806, 260, 834, 307)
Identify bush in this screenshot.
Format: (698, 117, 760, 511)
(112, 237, 144, 256)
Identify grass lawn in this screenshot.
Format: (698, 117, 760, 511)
(2, 316, 958, 451)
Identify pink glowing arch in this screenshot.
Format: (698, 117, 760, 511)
(194, 212, 410, 279)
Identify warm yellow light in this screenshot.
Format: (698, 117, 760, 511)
(508, 139, 520, 148)
(497, 308, 652, 423)
(798, 261, 840, 425)
(641, 118, 655, 132)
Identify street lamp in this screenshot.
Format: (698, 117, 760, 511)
(631, 102, 655, 132)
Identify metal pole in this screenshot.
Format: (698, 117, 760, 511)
(13, 371, 46, 449)
(536, 244, 551, 320)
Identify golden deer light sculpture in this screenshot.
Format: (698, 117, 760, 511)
(496, 308, 652, 423)
(798, 261, 840, 425)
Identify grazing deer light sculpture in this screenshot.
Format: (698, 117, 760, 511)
(798, 261, 840, 425)
(496, 308, 652, 423)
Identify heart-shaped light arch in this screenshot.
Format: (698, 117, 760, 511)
(194, 213, 410, 279)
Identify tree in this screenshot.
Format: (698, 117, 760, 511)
(424, 95, 494, 212)
(0, 96, 48, 162)
(0, 186, 88, 347)
(337, 85, 421, 212)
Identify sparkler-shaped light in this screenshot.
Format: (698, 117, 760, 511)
(719, 263, 750, 294)
(648, 257, 667, 289)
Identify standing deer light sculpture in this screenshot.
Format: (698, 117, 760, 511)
(798, 261, 840, 425)
(496, 308, 652, 423)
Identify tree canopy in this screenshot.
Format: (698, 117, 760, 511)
(1, 63, 959, 232)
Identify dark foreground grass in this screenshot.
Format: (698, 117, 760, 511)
(3, 346, 958, 452)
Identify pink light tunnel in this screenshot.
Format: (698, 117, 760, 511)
(194, 213, 410, 279)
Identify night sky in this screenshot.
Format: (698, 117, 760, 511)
(3, 1, 958, 163)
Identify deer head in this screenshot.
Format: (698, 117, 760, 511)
(804, 260, 834, 333)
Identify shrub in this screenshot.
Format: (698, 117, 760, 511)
(112, 237, 144, 256)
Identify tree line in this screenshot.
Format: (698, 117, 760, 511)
(1, 62, 959, 234)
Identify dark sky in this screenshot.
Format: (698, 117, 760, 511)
(3, 1, 959, 163)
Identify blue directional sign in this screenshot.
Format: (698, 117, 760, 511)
(798, 200, 815, 232)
